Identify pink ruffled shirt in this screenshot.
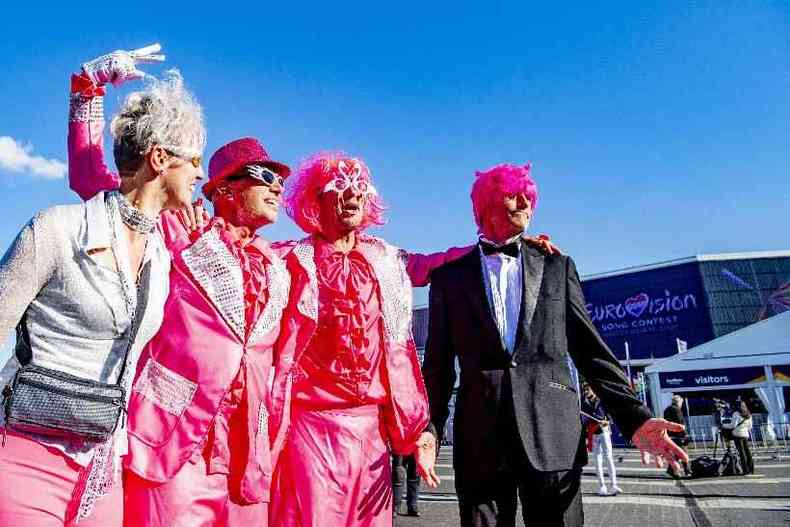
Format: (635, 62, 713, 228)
(293, 239, 388, 409)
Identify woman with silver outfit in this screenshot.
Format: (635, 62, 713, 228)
(0, 45, 206, 526)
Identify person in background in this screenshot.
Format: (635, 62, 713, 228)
(582, 383, 621, 496)
(732, 396, 755, 475)
(392, 454, 421, 517)
(663, 394, 691, 478)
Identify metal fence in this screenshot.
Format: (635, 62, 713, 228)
(685, 415, 790, 459)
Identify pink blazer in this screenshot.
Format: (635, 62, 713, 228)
(125, 225, 289, 503)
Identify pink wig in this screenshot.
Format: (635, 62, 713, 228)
(284, 151, 387, 235)
(470, 163, 538, 233)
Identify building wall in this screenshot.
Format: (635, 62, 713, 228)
(580, 262, 714, 361)
(699, 257, 790, 337)
(412, 256, 790, 358)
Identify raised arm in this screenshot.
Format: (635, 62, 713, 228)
(68, 73, 118, 200)
(68, 45, 165, 200)
(404, 246, 473, 287)
(404, 234, 561, 287)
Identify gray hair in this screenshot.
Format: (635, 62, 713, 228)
(110, 69, 206, 175)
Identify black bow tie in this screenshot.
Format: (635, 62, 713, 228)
(480, 240, 520, 258)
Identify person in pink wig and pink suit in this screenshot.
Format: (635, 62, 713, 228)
(67, 47, 291, 526)
(265, 153, 442, 526)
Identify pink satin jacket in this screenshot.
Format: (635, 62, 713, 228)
(125, 220, 289, 504)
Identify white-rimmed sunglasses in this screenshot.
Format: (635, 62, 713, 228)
(246, 165, 285, 187)
(320, 160, 377, 196)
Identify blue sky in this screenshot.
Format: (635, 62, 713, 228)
(0, 1, 787, 355)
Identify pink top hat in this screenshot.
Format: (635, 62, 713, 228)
(203, 137, 291, 199)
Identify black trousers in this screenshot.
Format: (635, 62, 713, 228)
(456, 379, 584, 527)
(392, 454, 420, 511)
(669, 436, 691, 475)
(732, 437, 754, 474)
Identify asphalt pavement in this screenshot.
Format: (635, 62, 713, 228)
(393, 445, 790, 527)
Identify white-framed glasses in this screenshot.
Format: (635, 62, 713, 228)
(320, 160, 377, 196)
(246, 165, 284, 187)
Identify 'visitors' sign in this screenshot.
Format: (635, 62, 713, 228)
(659, 366, 766, 389)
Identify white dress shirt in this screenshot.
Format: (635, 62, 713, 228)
(479, 236, 523, 354)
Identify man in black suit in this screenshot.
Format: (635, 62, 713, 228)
(416, 163, 688, 526)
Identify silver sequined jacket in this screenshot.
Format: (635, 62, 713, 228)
(0, 191, 170, 465)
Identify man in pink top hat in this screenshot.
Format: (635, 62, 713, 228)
(66, 49, 292, 525)
(119, 137, 290, 527)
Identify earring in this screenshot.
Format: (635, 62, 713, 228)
(159, 170, 165, 176)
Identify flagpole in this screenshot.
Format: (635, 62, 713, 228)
(625, 341, 632, 383)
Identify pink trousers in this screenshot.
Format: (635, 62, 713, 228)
(270, 405, 392, 527)
(0, 429, 122, 526)
(124, 452, 267, 527)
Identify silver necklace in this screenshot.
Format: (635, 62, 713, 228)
(116, 192, 157, 233)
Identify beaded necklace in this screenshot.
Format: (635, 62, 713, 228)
(116, 192, 157, 234)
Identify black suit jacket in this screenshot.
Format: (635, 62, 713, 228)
(422, 241, 651, 484)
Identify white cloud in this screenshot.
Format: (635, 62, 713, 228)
(0, 136, 67, 179)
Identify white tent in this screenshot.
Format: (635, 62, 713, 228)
(645, 310, 790, 432)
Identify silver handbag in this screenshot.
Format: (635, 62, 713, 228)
(2, 193, 147, 445)
(2, 364, 126, 443)
(2, 260, 147, 445)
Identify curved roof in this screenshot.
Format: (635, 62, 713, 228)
(644, 310, 790, 374)
(583, 250, 790, 282)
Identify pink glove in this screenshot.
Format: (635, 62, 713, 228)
(82, 43, 165, 87)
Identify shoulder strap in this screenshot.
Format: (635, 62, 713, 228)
(14, 313, 32, 366)
(114, 260, 152, 387)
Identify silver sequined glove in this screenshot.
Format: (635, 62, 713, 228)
(82, 43, 165, 87)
